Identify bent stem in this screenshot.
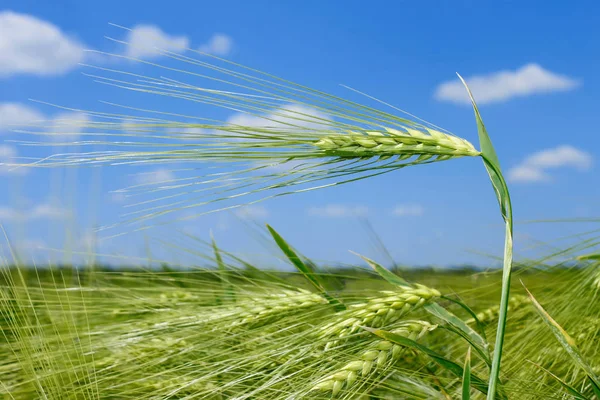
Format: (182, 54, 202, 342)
(457, 73, 514, 399)
(483, 159, 514, 400)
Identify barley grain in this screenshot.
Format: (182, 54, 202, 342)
(312, 320, 437, 396)
(319, 285, 440, 349)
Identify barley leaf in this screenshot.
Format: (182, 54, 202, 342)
(463, 347, 472, 400)
(364, 327, 505, 399)
(442, 295, 489, 342)
(590, 377, 600, 398)
(458, 74, 514, 400)
(351, 251, 411, 288)
(211, 235, 235, 303)
(456, 73, 510, 223)
(522, 283, 600, 389)
(266, 224, 344, 310)
(577, 253, 600, 261)
(528, 361, 590, 400)
(424, 302, 491, 367)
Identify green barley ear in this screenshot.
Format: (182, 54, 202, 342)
(312, 320, 437, 397)
(356, 251, 491, 366)
(457, 74, 513, 400)
(19, 51, 485, 234)
(364, 326, 500, 399)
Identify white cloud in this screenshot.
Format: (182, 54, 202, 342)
(0, 145, 16, 159)
(50, 111, 90, 139)
(121, 26, 233, 60)
(0, 103, 44, 131)
(110, 192, 127, 203)
(227, 104, 331, 131)
(0, 145, 28, 175)
(307, 204, 368, 218)
(125, 24, 189, 59)
(234, 205, 269, 219)
(199, 34, 233, 56)
(0, 11, 85, 77)
(135, 168, 176, 185)
(0, 202, 70, 221)
(392, 204, 425, 217)
(434, 64, 580, 105)
(1, 103, 91, 141)
(31, 203, 70, 219)
(508, 145, 593, 183)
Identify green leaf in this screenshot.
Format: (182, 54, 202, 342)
(462, 347, 472, 400)
(350, 251, 411, 288)
(266, 224, 344, 310)
(456, 74, 511, 223)
(522, 283, 600, 390)
(364, 327, 506, 399)
(211, 234, 235, 303)
(442, 295, 489, 342)
(457, 74, 514, 400)
(590, 376, 600, 398)
(528, 361, 590, 400)
(425, 303, 491, 367)
(577, 253, 600, 261)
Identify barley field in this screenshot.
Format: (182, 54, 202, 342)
(1, 5, 599, 399)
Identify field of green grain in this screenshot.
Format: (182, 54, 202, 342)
(2, 235, 599, 399)
(1, 31, 599, 399)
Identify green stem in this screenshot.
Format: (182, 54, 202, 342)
(485, 164, 513, 400)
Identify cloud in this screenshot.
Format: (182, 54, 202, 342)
(50, 111, 90, 139)
(392, 204, 425, 217)
(434, 64, 580, 105)
(0, 103, 45, 131)
(508, 145, 593, 183)
(234, 205, 269, 219)
(227, 104, 331, 131)
(307, 204, 368, 218)
(31, 203, 70, 219)
(134, 168, 176, 185)
(124, 24, 190, 59)
(0, 145, 28, 175)
(1, 103, 92, 142)
(110, 192, 127, 203)
(0, 11, 85, 77)
(122, 25, 234, 60)
(0, 202, 70, 221)
(199, 34, 233, 56)
(0, 13, 233, 76)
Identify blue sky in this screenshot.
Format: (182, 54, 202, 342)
(1, 1, 599, 268)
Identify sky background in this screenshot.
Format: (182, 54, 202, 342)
(1, 0, 599, 269)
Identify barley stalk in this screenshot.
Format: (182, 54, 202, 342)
(312, 320, 437, 396)
(318, 285, 440, 349)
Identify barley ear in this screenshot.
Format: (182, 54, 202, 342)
(312, 321, 437, 396)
